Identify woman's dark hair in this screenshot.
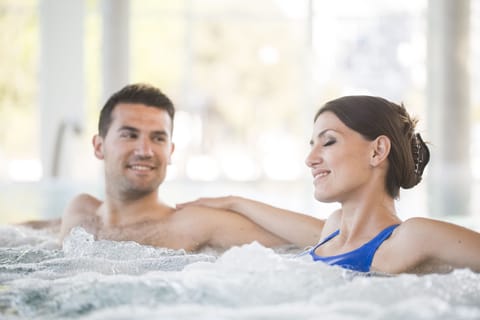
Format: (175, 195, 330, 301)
(315, 95, 430, 198)
(98, 83, 175, 137)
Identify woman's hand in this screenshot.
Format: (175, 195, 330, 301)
(176, 196, 236, 211)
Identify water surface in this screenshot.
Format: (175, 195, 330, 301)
(1, 225, 479, 319)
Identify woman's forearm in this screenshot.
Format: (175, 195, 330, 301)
(227, 196, 324, 248)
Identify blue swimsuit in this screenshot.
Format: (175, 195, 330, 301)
(308, 224, 400, 272)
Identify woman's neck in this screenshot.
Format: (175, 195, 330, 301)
(338, 194, 399, 241)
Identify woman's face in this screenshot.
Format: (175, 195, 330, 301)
(305, 111, 376, 203)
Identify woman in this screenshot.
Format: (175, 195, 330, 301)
(178, 95, 480, 274)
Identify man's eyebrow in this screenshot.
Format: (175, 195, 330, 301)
(152, 130, 170, 137)
(118, 125, 138, 132)
(117, 126, 170, 137)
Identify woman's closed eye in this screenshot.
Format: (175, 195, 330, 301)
(323, 139, 336, 147)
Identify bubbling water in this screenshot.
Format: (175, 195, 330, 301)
(0, 225, 479, 320)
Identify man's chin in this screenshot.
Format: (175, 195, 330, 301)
(121, 188, 157, 200)
(121, 181, 162, 196)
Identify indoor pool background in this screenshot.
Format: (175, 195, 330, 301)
(0, 224, 479, 320)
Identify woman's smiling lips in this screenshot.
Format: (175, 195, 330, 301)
(312, 169, 330, 183)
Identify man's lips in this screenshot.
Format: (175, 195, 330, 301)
(127, 164, 156, 171)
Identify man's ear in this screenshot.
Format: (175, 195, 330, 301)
(370, 135, 391, 167)
(92, 134, 105, 160)
(168, 142, 175, 165)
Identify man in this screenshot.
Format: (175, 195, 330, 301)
(59, 83, 287, 251)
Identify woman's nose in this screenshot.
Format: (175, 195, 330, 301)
(305, 147, 321, 168)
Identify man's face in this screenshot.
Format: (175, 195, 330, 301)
(93, 103, 175, 199)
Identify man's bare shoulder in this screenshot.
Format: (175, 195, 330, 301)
(60, 193, 102, 240)
(169, 204, 258, 237)
(172, 205, 245, 225)
(65, 193, 102, 215)
(167, 205, 219, 229)
(173, 204, 223, 216)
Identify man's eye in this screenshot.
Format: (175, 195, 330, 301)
(120, 132, 136, 138)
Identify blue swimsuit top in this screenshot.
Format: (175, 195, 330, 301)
(308, 224, 400, 272)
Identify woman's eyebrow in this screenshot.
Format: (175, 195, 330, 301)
(310, 129, 333, 145)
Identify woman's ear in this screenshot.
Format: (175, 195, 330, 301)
(370, 135, 391, 167)
(92, 134, 105, 160)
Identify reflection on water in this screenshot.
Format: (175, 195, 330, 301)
(0, 225, 479, 320)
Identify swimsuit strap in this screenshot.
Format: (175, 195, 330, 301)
(311, 229, 340, 252)
(363, 224, 400, 254)
(295, 229, 340, 258)
(309, 224, 400, 272)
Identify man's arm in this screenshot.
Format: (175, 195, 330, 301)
(16, 218, 62, 234)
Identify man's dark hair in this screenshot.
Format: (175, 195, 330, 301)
(98, 83, 175, 137)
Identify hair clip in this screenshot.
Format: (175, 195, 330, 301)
(413, 133, 429, 176)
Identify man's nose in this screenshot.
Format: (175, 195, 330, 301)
(134, 138, 154, 157)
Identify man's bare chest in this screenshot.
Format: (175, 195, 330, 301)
(94, 221, 201, 251)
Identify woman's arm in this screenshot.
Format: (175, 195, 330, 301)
(178, 196, 325, 248)
(403, 217, 480, 272)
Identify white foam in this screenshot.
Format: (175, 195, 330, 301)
(0, 225, 479, 320)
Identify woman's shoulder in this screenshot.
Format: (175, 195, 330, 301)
(398, 216, 455, 234)
(393, 217, 439, 241)
(386, 216, 480, 273)
(391, 216, 474, 252)
(372, 218, 433, 273)
(399, 216, 480, 242)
